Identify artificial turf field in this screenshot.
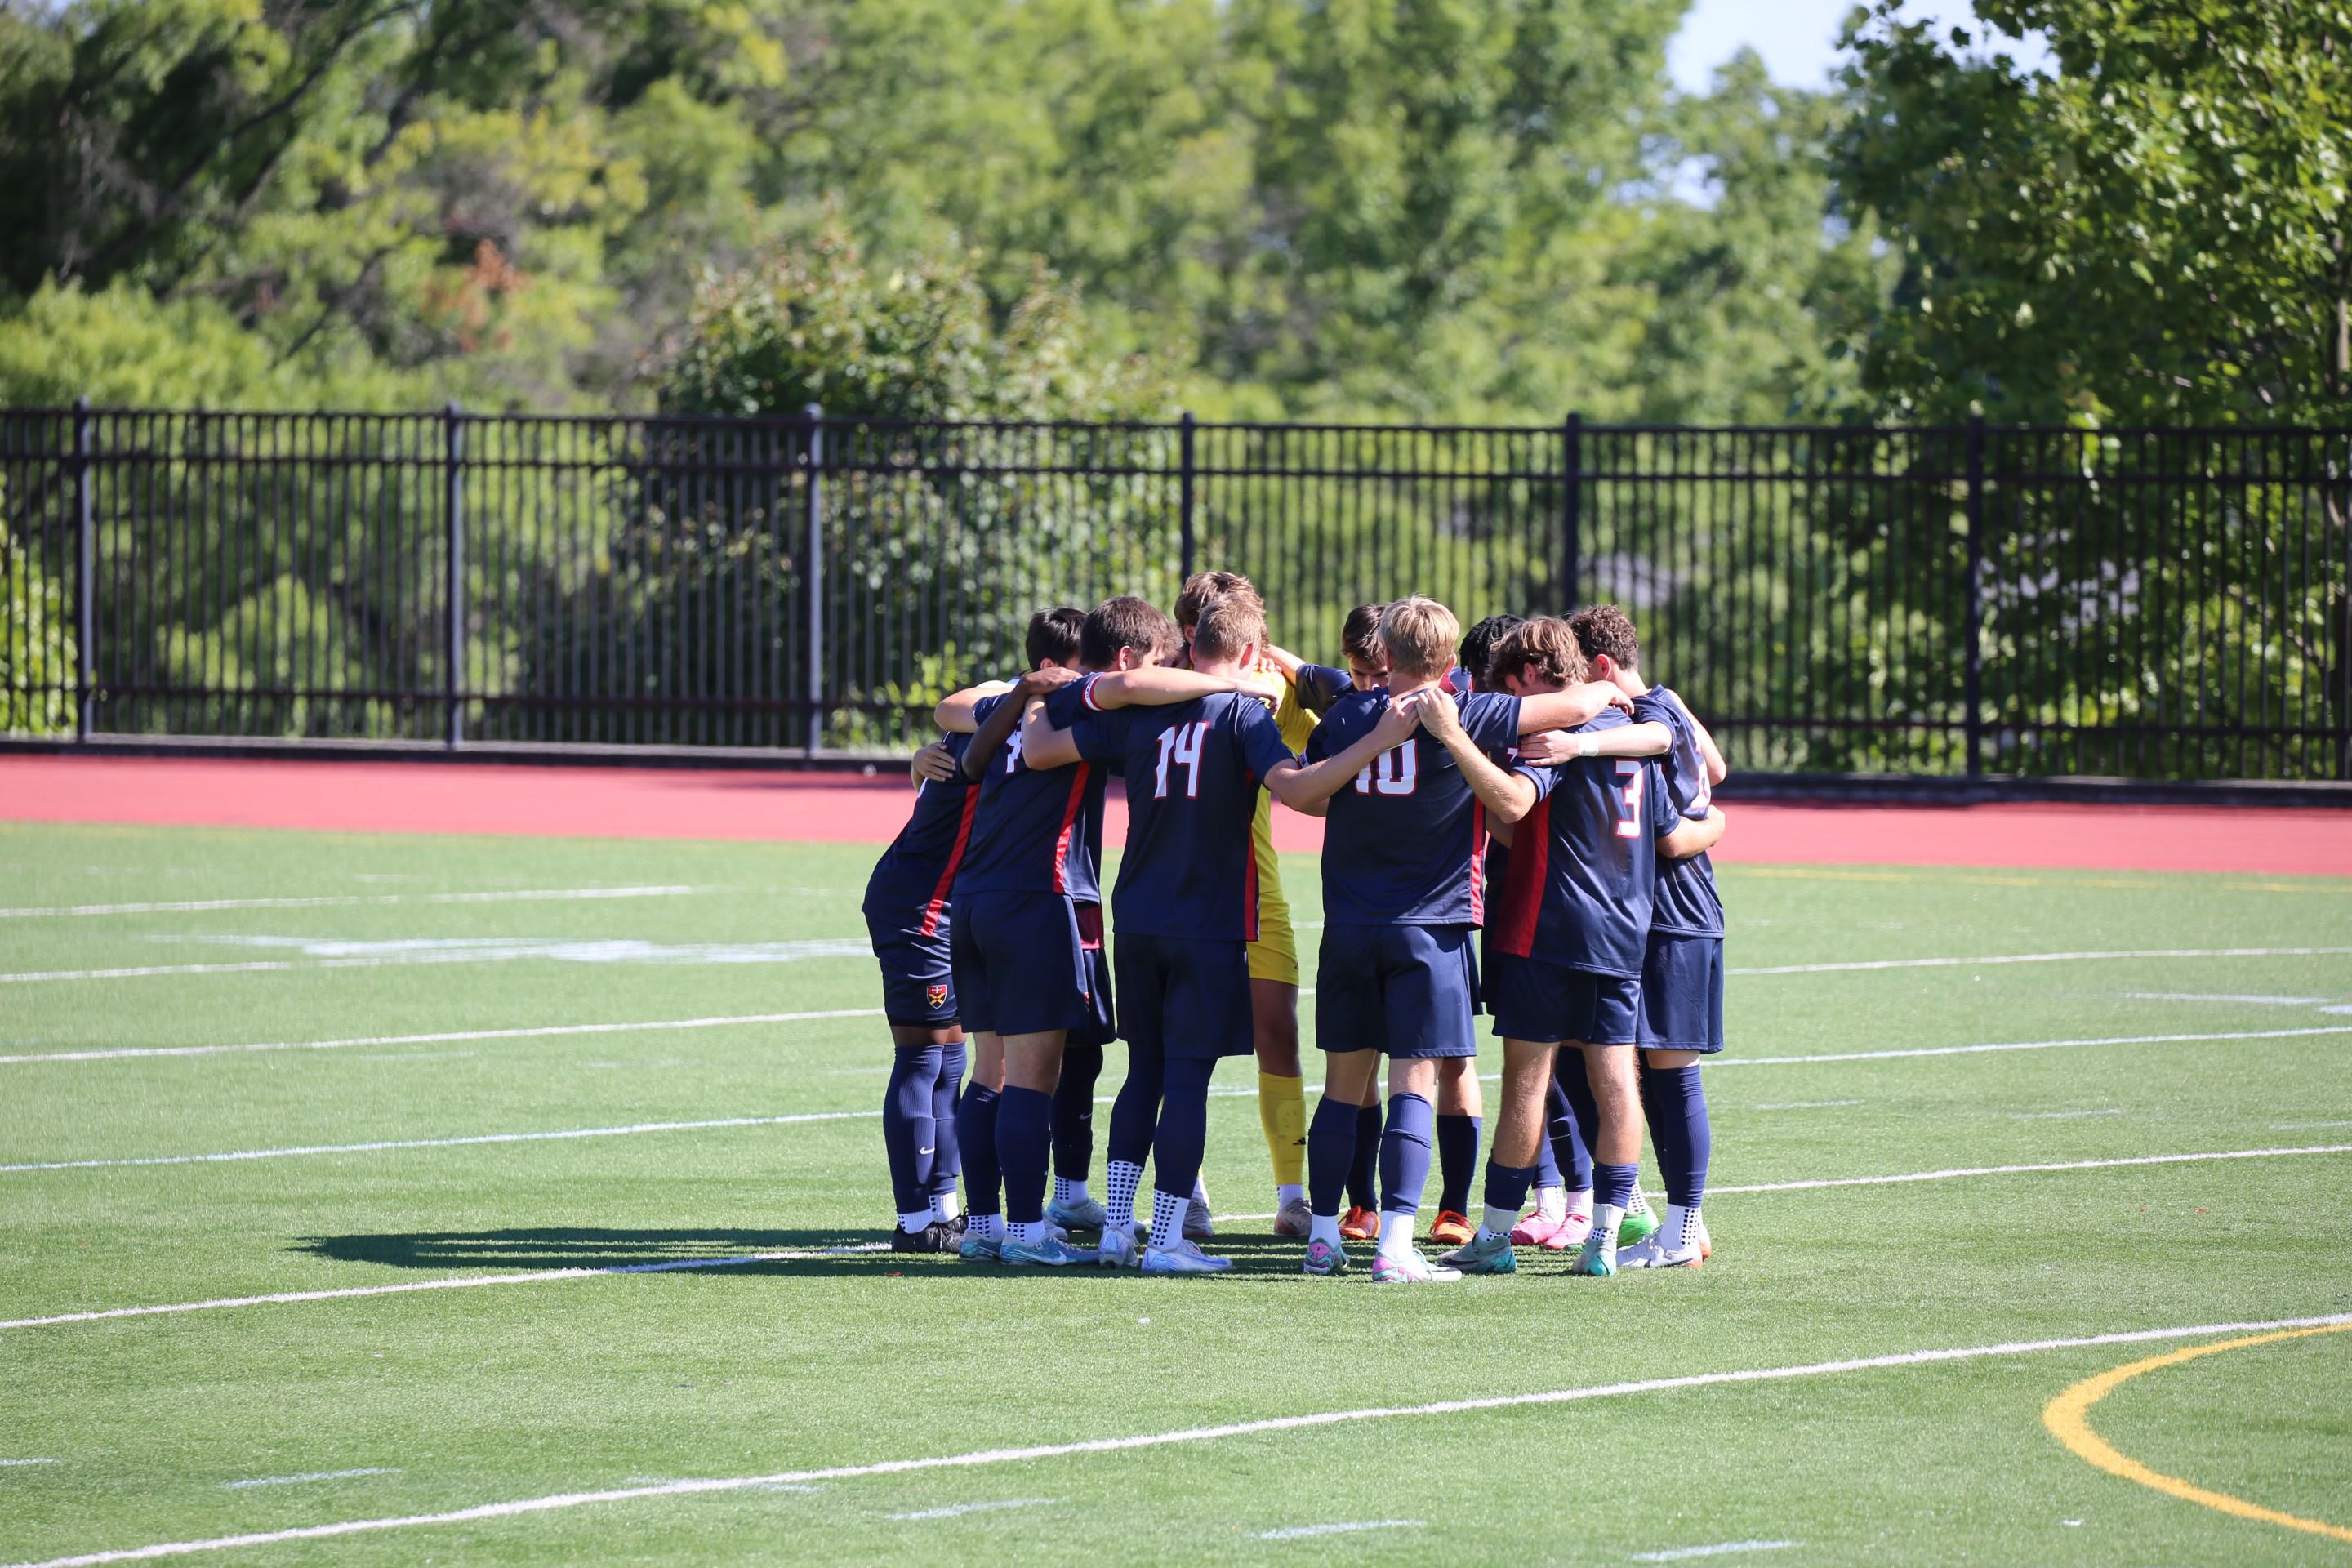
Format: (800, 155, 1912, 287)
(2, 819, 2349, 1566)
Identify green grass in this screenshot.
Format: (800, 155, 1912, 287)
(2, 820, 2350, 1566)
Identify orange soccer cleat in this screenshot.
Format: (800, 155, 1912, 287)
(1428, 1209, 1475, 1247)
(1339, 1205, 1382, 1241)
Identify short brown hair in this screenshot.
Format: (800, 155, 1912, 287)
(1490, 616, 1589, 690)
(1175, 571, 1262, 630)
(1080, 595, 1178, 670)
(1340, 603, 1388, 668)
(1190, 594, 1267, 665)
(1567, 605, 1641, 672)
(1377, 596, 1461, 680)
(1025, 606, 1086, 669)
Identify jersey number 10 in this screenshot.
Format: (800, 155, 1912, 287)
(1352, 743, 1418, 796)
(1154, 720, 1209, 799)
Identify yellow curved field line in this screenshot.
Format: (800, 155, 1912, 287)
(2042, 1321, 2352, 1544)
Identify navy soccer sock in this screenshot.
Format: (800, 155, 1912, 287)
(1378, 1092, 1437, 1223)
(956, 1084, 1002, 1218)
(1306, 1094, 1359, 1216)
(1148, 1057, 1216, 1220)
(1593, 1159, 1638, 1216)
(882, 1045, 942, 1220)
(1555, 1054, 1602, 1181)
(1547, 1074, 1592, 1192)
(1435, 1112, 1481, 1216)
(997, 1085, 1054, 1227)
(1107, 1040, 1164, 1169)
(1348, 1100, 1383, 1210)
(1531, 1110, 1561, 1190)
(1642, 1062, 1711, 1209)
(1481, 1160, 1539, 1232)
(1051, 1042, 1103, 1183)
(929, 1041, 964, 1201)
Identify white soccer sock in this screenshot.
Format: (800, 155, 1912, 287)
(1006, 1219, 1040, 1246)
(1665, 1201, 1702, 1252)
(1054, 1176, 1089, 1207)
(1376, 1209, 1417, 1263)
(1148, 1188, 1188, 1252)
(931, 1190, 961, 1223)
(1593, 1203, 1626, 1245)
(1308, 1212, 1343, 1250)
(1105, 1160, 1144, 1230)
(1190, 1172, 1210, 1205)
(1565, 1187, 1594, 1218)
(968, 1213, 1002, 1241)
(1481, 1204, 1520, 1241)
(1534, 1184, 1566, 1221)
(1276, 1182, 1304, 1208)
(1627, 1184, 1653, 1219)
(898, 1209, 934, 1233)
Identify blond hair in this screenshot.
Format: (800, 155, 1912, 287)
(1190, 594, 1267, 665)
(1376, 596, 1461, 680)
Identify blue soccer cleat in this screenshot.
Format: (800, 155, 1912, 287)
(1437, 1230, 1517, 1276)
(1096, 1223, 1140, 1269)
(959, 1233, 1001, 1264)
(999, 1233, 1096, 1267)
(1046, 1195, 1111, 1233)
(1141, 1240, 1232, 1275)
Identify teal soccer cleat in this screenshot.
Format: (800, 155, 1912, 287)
(1046, 1195, 1111, 1232)
(999, 1233, 1096, 1267)
(1570, 1232, 1619, 1277)
(1302, 1238, 1351, 1276)
(959, 1233, 1001, 1264)
(1437, 1230, 1517, 1276)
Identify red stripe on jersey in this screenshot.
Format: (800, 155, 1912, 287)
(1081, 675, 1107, 711)
(917, 786, 982, 938)
(1492, 795, 1551, 957)
(1468, 800, 1486, 925)
(1049, 762, 1091, 893)
(1242, 833, 1261, 943)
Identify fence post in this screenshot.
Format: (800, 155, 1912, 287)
(73, 397, 95, 741)
(1962, 413, 1986, 777)
(1178, 410, 1196, 586)
(443, 402, 464, 749)
(805, 403, 825, 758)
(1561, 412, 1583, 613)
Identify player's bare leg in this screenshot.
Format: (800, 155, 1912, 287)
(1440, 1038, 1555, 1274)
(1303, 1047, 1380, 1273)
(997, 1030, 1090, 1264)
(1251, 978, 1310, 1235)
(1429, 1054, 1486, 1245)
(1570, 1040, 1647, 1277)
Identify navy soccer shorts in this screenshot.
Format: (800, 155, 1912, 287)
(865, 912, 958, 1029)
(1115, 933, 1252, 1061)
(949, 890, 1113, 1040)
(1490, 953, 1642, 1046)
(1637, 932, 1726, 1054)
(1314, 922, 1478, 1058)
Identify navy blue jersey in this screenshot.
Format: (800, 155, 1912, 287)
(862, 731, 982, 935)
(1637, 686, 1724, 938)
(949, 692, 1108, 903)
(1490, 709, 1680, 975)
(1294, 662, 1354, 715)
(1064, 683, 1298, 942)
(1306, 685, 1522, 927)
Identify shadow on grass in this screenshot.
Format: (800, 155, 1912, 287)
(292, 1225, 1330, 1279)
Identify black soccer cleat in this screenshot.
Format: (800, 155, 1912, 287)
(889, 1221, 960, 1254)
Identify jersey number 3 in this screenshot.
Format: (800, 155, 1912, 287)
(1614, 760, 1644, 840)
(1154, 720, 1209, 799)
(1353, 743, 1418, 796)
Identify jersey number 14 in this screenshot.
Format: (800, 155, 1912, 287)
(1153, 720, 1209, 799)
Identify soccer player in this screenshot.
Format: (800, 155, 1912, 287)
(935, 606, 1130, 1267)
(1570, 604, 1730, 1269)
(864, 712, 989, 1253)
(1298, 597, 1648, 1283)
(1172, 570, 1324, 1237)
(1423, 616, 1720, 1280)
(1023, 594, 1412, 1272)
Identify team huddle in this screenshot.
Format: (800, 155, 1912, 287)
(859, 575, 1728, 1282)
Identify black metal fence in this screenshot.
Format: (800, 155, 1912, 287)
(3, 406, 2348, 779)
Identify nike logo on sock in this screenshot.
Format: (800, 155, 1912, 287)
(918, 1147, 936, 1155)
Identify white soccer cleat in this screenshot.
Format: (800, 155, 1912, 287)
(1618, 1233, 1704, 1269)
(1142, 1239, 1233, 1274)
(1096, 1223, 1141, 1268)
(1183, 1186, 1215, 1241)
(1370, 1246, 1462, 1284)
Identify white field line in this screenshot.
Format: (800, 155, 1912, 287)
(223, 1471, 395, 1490)
(2275, 1120, 2352, 1129)
(885, 1499, 1054, 1521)
(1, 937, 871, 986)
(0, 1011, 884, 1067)
(10, 1145, 2349, 1337)
(0, 888, 697, 920)
(11, 1314, 2349, 1568)
(0, 1112, 875, 1174)
(0, 1243, 887, 1333)
(1630, 1543, 1801, 1563)
(1250, 1520, 1423, 1540)
(1718, 1024, 2352, 1067)
(1750, 1101, 1860, 1111)
(1711, 1143, 2352, 1196)
(0, 1459, 58, 1468)
(1730, 945, 2352, 976)
(2125, 992, 2331, 1005)
(2013, 1108, 2123, 1120)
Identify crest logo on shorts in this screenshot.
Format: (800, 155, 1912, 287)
(926, 983, 950, 1010)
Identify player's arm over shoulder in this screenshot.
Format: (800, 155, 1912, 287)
(1660, 804, 1726, 859)
(933, 679, 1014, 733)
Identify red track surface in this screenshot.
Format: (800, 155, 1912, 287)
(2, 754, 2347, 875)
